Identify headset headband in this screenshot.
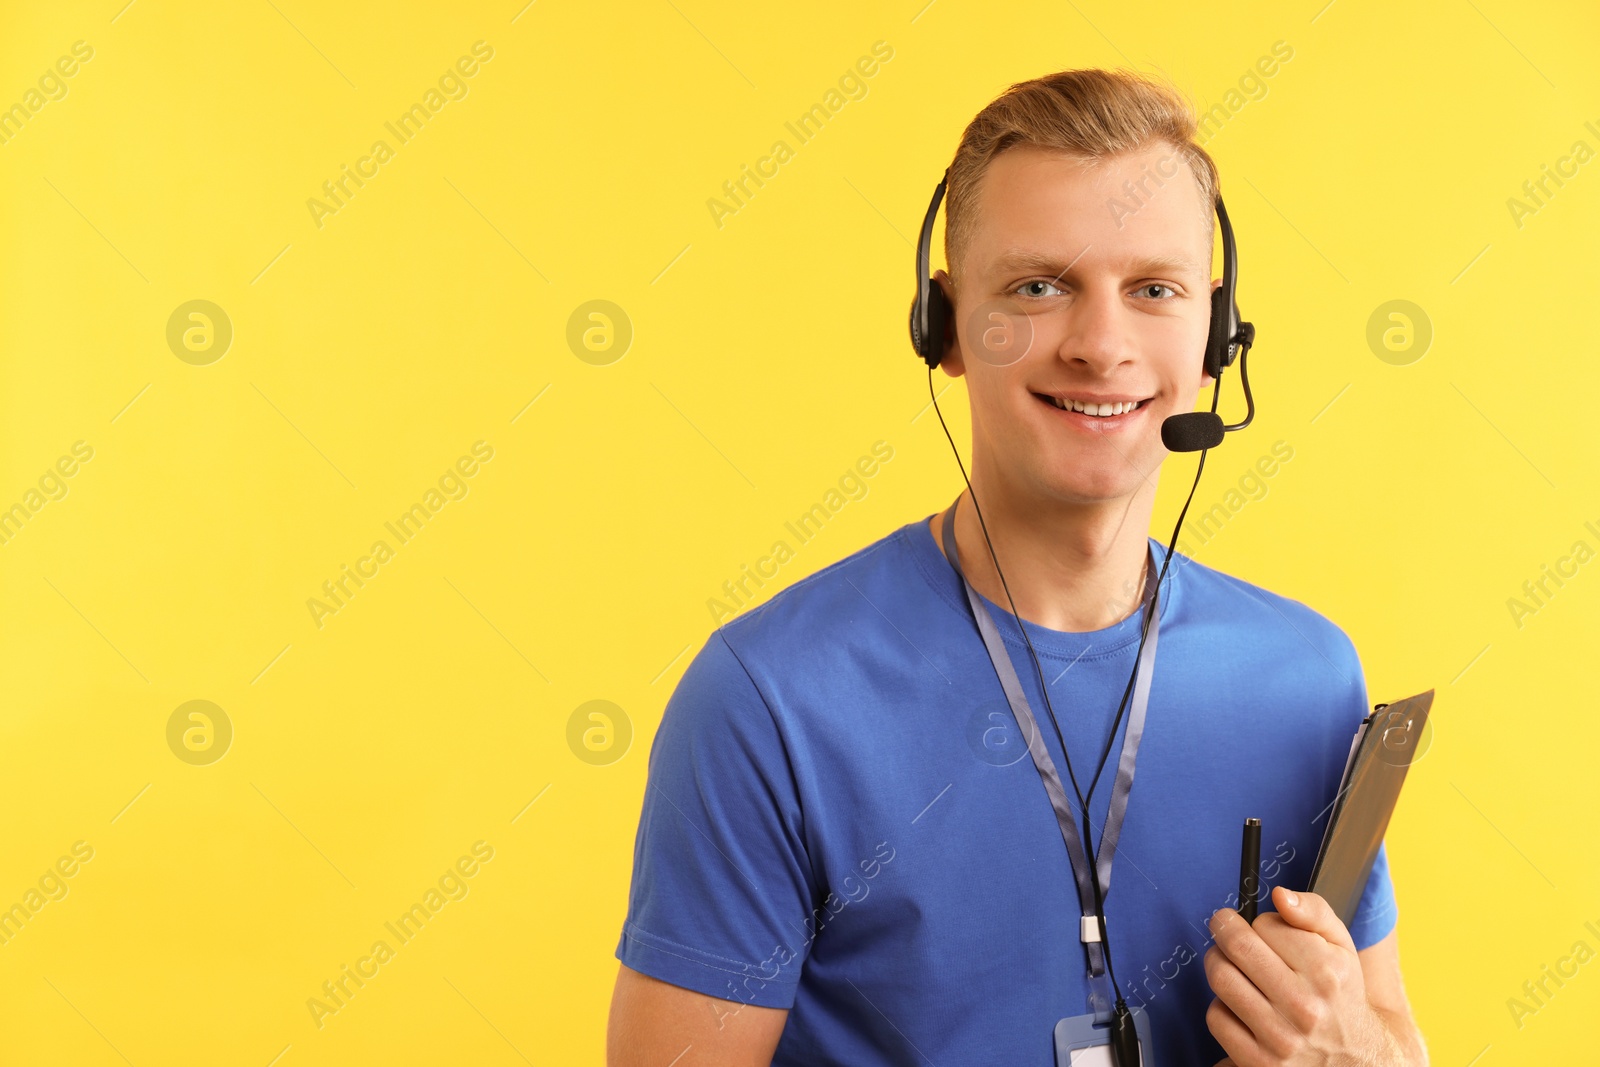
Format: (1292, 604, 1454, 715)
(909, 170, 949, 364)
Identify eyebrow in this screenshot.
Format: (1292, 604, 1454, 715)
(985, 248, 1206, 280)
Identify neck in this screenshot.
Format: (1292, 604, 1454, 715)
(931, 471, 1158, 633)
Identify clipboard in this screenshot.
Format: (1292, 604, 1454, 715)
(1306, 689, 1434, 927)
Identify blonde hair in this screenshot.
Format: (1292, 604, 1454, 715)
(943, 68, 1219, 284)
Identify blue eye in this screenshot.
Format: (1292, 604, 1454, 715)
(1016, 280, 1063, 298)
(1137, 284, 1176, 299)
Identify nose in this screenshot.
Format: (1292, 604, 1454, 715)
(1053, 285, 1132, 375)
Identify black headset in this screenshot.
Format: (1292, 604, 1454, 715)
(910, 161, 1259, 1064)
(909, 166, 1256, 441)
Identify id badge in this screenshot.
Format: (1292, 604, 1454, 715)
(1053, 1008, 1154, 1066)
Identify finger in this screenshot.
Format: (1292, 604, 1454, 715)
(1272, 886, 1357, 952)
(1209, 907, 1299, 1004)
(1202, 945, 1297, 1056)
(1205, 996, 1260, 1064)
(1251, 912, 1338, 976)
(1247, 913, 1356, 1030)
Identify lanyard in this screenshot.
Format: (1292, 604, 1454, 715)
(939, 496, 1161, 1015)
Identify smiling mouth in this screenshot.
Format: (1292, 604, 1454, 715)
(1031, 393, 1151, 420)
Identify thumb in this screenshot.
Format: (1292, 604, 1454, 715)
(1272, 885, 1357, 951)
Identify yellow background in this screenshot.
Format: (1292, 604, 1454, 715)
(1, 0, 1596, 1062)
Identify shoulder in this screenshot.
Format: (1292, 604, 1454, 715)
(652, 521, 934, 805)
(1163, 546, 1364, 680)
(713, 520, 921, 661)
(665, 518, 924, 729)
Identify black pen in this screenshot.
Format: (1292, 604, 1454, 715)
(1238, 817, 1261, 924)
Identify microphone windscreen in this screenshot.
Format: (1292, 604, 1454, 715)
(1161, 412, 1225, 452)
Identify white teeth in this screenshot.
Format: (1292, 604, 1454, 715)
(1050, 397, 1139, 416)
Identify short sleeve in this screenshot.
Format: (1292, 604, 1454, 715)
(616, 630, 817, 1009)
(1346, 839, 1399, 951)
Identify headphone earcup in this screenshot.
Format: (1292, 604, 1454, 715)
(908, 294, 928, 363)
(911, 281, 952, 367)
(1204, 287, 1232, 380)
(923, 282, 951, 367)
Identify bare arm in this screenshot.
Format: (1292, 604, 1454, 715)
(607, 963, 790, 1067)
(1358, 929, 1428, 1066)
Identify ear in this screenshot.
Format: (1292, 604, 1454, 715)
(930, 269, 964, 377)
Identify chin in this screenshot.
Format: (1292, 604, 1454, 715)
(1032, 460, 1147, 506)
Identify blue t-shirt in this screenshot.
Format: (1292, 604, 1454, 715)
(617, 511, 1398, 1065)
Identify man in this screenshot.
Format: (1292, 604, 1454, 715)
(608, 69, 1427, 1065)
